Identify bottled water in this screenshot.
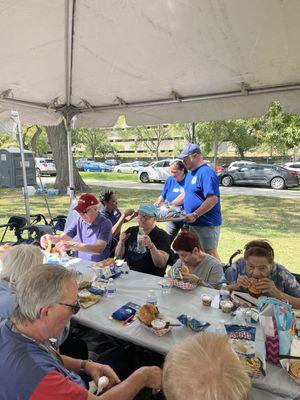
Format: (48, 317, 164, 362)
(233, 308, 246, 325)
(146, 290, 157, 306)
(219, 283, 230, 302)
(161, 275, 171, 294)
(106, 278, 116, 298)
(136, 228, 146, 253)
(59, 251, 70, 268)
(121, 261, 130, 278)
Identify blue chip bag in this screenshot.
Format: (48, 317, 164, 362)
(225, 324, 256, 358)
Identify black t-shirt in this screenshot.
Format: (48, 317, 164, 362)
(124, 225, 171, 276)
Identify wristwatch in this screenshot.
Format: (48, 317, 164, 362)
(192, 211, 199, 219)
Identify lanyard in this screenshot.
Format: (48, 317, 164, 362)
(7, 319, 64, 367)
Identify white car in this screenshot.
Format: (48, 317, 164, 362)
(282, 162, 300, 176)
(114, 161, 148, 174)
(227, 160, 256, 171)
(138, 159, 173, 183)
(35, 157, 56, 176)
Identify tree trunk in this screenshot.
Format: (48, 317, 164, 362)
(30, 126, 42, 155)
(46, 121, 89, 194)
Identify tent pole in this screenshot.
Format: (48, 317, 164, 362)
(11, 111, 31, 224)
(65, 117, 75, 201)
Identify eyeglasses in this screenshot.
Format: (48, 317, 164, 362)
(137, 213, 153, 220)
(58, 300, 81, 314)
(79, 207, 93, 215)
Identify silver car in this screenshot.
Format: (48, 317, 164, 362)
(138, 159, 173, 183)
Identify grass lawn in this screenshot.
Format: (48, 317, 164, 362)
(0, 187, 299, 274)
(80, 171, 138, 182)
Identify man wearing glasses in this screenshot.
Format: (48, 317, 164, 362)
(41, 193, 112, 262)
(115, 203, 171, 276)
(0, 264, 162, 399)
(177, 144, 222, 260)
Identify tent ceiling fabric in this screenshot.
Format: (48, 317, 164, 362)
(0, 0, 300, 127)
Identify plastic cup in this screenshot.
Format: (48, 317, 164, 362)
(202, 294, 213, 306)
(220, 300, 233, 313)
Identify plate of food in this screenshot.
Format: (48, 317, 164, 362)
(138, 304, 174, 336)
(155, 204, 185, 222)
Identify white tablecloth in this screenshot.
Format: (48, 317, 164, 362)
(72, 261, 300, 400)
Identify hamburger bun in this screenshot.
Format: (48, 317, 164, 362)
(99, 258, 115, 267)
(290, 362, 300, 379)
(248, 277, 263, 297)
(181, 265, 190, 275)
(138, 304, 159, 325)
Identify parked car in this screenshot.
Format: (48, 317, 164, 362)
(83, 162, 112, 172)
(138, 159, 173, 183)
(114, 161, 149, 174)
(35, 157, 56, 176)
(227, 160, 256, 171)
(75, 158, 93, 171)
(282, 162, 300, 177)
(105, 159, 121, 166)
(204, 160, 225, 174)
(219, 164, 299, 190)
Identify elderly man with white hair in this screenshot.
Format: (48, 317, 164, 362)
(0, 264, 162, 399)
(163, 333, 250, 400)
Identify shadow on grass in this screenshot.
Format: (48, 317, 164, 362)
(222, 195, 299, 237)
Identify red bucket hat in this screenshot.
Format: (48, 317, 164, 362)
(74, 193, 99, 213)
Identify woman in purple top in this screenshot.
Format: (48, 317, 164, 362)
(40, 193, 112, 262)
(155, 160, 187, 243)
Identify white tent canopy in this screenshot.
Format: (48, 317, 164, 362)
(1, 0, 300, 128)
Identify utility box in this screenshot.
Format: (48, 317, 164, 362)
(0, 147, 36, 188)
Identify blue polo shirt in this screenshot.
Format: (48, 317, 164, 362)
(184, 164, 222, 227)
(65, 213, 112, 262)
(161, 176, 185, 207)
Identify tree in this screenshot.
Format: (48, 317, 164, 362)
(46, 121, 89, 194)
(134, 125, 170, 160)
(257, 101, 300, 157)
(222, 119, 259, 158)
(72, 127, 116, 159)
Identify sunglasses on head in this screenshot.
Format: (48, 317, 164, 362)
(58, 300, 81, 314)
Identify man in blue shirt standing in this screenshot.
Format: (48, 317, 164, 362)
(178, 144, 222, 260)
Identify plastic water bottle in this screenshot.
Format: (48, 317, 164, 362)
(106, 278, 116, 298)
(59, 251, 70, 268)
(136, 228, 146, 253)
(121, 261, 130, 278)
(146, 290, 157, 306)
(161, 275, 171, 294)
(219, 283, 230, 302)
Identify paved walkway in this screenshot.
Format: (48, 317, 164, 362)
(43, 178, 300, 199)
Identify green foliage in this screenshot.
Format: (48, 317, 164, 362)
(72, 128, 117, 159)
(257, 101, 300, 156)
(133, 125, 170, 160)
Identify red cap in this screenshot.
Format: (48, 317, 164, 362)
(74, 193, 99, 213)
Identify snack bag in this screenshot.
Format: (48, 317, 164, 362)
(225, 324, 256, 358)
(170, 265, 183, 280)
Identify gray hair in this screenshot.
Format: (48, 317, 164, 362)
(0, 244, 44, 284)
(11, 264, 77, 324)
(163, 333, 251, 400)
